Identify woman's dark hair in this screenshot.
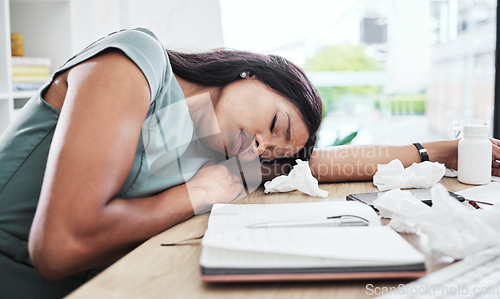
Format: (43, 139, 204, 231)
(167, 49, 322, 164)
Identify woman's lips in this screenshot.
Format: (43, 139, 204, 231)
(232, 130, 252, 156)
(231, 130, 243, 156)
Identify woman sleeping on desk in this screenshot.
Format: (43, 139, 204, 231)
(1, 28, 500, 298)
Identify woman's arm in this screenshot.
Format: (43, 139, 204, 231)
(309, 140, 460, 182)
(28, 50, 242, 280)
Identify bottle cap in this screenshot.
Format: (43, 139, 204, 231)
(463, 124, 489, 137)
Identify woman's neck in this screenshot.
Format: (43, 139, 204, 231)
(174, 74, 221, 105)
(174, 74, 222, 136)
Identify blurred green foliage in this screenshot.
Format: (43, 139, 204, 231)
(388, 93, 426, 114)
(303, 44, 384, 119)
(331, 130, 358, 146)
(304, 44, 382, 71)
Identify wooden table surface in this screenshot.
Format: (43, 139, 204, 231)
(68, 177, 473, 299)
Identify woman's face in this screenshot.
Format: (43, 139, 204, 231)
(208, 77, 310, 162)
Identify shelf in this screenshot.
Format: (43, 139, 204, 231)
(14, 97, 29, 109)
(0, 92, 10, 99)
(13, 90, 36, 99)
(1, 0, 74, 135)
(10, 0, 70, 3)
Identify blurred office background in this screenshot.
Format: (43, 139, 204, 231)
(220, 0, 497, 147)
(3, 0, 497, 147)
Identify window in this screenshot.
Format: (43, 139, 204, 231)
(219, 0, 497, 146)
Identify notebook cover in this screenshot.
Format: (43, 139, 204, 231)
(201, 263, 426, 282)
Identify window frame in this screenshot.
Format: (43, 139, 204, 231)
(494, 0, 500, 138)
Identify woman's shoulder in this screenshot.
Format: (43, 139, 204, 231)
(122, 27, 162, 43)
(84, 28, 168, 68)
(100, 28, 169, 69)
(106, 28, 164, 51)
(63, 28, 170, 102)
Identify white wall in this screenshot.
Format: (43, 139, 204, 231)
(11, 1, 72, 73)
(426, 21, 496, 137)
(386, 0, 431, 94)
(127, 0, 224, 51)
(71, 0, 224, 54)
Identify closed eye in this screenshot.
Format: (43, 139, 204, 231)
(270, 114, 277, 133)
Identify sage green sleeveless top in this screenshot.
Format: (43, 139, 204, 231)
(0, 28, 213, 298)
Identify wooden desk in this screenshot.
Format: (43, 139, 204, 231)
(68, 177, 472, 299)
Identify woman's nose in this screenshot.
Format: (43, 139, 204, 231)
(252, 135, 267, 156)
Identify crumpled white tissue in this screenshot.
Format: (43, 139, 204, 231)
(373, 184, 500, 260)
(264, 159, 328, 198)
(444, 168, 458, 177)
(373, 159, 446, 191)
(372, 189, 432, 234)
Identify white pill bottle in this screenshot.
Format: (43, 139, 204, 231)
(457, 124, 492, 185)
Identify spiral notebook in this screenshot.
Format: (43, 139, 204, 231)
(200, 201, 426, 282)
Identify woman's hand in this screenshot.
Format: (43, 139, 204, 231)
(186, 162, 244, 214)
(489, 138, 500, 176)
(425, 140, 459, 170)
(427, 138, 500, 176)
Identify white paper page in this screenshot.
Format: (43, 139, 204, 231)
(202, 226, 424, 264)
(200, 245, 414, 269)
(456, 182, 500, 206)
(202, 202, 423, 264)
(207, 201, 381, 231)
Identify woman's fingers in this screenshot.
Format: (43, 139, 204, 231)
(231, 174, 244, 194)
(492, 143, 500, 160)
(188, 163, 246, 214)
(200, 161, 216, 169)
(489, 137, 500, 158)
(231, 173, 241, 183)
(489, 137, 500, 146)
(488, 138, 500, 175)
